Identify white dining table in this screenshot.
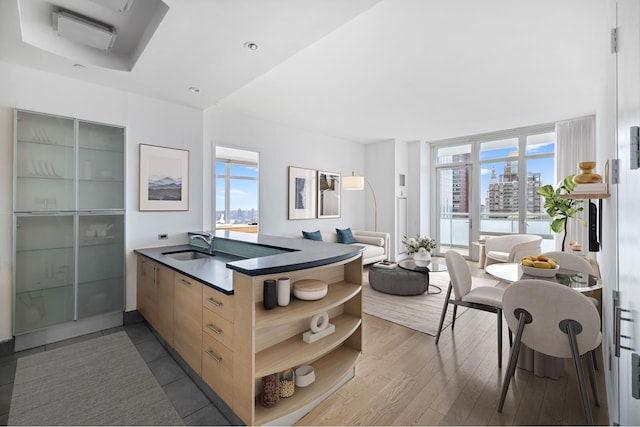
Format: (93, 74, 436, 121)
(485, 262, 603, 293)
(485, 262, 603, 379)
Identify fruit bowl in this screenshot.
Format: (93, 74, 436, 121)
(520, 264, 560, 278)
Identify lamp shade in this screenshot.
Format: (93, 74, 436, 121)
(343, 174, 364, 190)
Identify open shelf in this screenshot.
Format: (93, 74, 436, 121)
(255, 313, 361, 378)
(254, 346, 361, 425)
(561, 193, 610, 199)
(255, 281, 361, 330)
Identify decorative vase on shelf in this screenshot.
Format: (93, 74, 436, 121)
(412, 251, 431, 267)
(573, 161, 602, 184)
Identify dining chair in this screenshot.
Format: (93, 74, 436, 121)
(498, 279, 601, 425)
(436, 250, 507, 367)
(542, 251, 600, 368)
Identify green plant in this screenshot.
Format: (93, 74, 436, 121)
(536, 175, 586, 251)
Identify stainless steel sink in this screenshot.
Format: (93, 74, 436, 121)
(162, 250, 215, 261)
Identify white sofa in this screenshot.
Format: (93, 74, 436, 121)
(301, 230, 390, 265)
(484, 234, 542, 267)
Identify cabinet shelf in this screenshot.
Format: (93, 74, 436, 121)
(561, 193, 610, 199)
(255, 281, 361, 330)
(254, 346, 361, 425)
(255, 313, 361, 378)
(17, 176, 72, 181)
(79, 146, 124, 154)
(17, 281, 73, 294)
(17, 139, 74, 148)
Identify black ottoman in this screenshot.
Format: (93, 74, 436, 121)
(368, 265, 430, 296)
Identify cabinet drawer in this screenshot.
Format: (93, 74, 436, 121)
(202, 333, 234, 405)
(202, 286, 234, 322)
(174, 273, 203, 375)
(203, 308, 234, 350)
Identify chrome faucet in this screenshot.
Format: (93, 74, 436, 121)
(190, 232, 214, 253)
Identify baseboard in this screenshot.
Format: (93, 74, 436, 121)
(0, 337, 15, 359)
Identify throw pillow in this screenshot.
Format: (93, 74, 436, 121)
(302, 230, 323, 241)
(336, 227, 355, 244)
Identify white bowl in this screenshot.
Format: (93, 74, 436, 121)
(294, 365, 315, 387)
(293, 279, 328, 300)
(521, 264, 560, 278)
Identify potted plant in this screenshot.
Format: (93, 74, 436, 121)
(536, 175, 586, 251)
(403, 234, 436, 267)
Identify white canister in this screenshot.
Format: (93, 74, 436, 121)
(277, 277, 291, 306)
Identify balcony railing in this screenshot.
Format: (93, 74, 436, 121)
(438, 212, 553, 250)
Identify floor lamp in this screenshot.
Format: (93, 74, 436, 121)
(343, 171, 378, 232)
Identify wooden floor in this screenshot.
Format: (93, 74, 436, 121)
(296, 259, 609, 426)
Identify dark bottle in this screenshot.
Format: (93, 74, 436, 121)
(263, 279, 277, 310)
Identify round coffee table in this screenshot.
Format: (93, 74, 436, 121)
(368, 260, 446, 296)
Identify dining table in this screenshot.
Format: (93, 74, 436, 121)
(485, 262, 603, 379)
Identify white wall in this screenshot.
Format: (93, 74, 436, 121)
(364, 140, 396, 252)
(203, 107, 367, 236)
(0, 62, 204, 341)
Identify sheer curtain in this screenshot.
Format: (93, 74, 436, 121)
(555, 116, 596, 253)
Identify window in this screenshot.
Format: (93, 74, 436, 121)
(215, 148, 259, 226)
(433, 124, 556, 257)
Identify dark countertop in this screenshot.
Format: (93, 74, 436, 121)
(134, 230, 363, 295)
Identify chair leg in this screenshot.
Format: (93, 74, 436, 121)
(587, 349, 601, 407)
(435, 284, 452, 344)
(566, 322, 595, 426)
(497, 308, 503, 368)
(498, 313, 527, 412)
(451, 305, 458, 331)
(509, 329, 513, 347)
(592, 349, 598, 370)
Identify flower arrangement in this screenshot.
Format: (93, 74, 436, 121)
(403, 234, 436, 255)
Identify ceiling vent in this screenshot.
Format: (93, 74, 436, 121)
(52, 8, 117, 51)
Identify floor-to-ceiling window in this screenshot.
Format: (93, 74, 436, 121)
(215, 147, 259, 232)
(433, 124, 556, 259)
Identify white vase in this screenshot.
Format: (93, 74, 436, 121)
(413, 251, 431, 267)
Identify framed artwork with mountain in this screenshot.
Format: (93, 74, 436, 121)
(139, 144, 189, 211)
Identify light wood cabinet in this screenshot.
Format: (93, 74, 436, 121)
(202, 286, 235, 403)
(136, 256, 173, 345)
(135, 251, 362, 426)
(174, 272, 203, 375)
(202, 330, 234, 404)
(233, 254, 363, 426)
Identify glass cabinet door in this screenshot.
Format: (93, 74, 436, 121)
(77, 213, 125, 318)
(78, 121, 125, 210)
(14, 111, 75, 212)
(14, 215, 75, 334)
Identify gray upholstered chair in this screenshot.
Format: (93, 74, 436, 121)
(436, 251, 507, 367)
(498, 279, 601, 425)
(484, 234, 542, 267)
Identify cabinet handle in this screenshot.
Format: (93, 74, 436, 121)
(207, 297, 222, 307)
(179, 278, 191, 286)
(207, 324, 223, 334)
(141, 260, 146, 277)
(205, 350, 222, 363)
(153, 266, 158, 287)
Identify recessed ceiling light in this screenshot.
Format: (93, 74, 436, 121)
(244, 41, 259, 51)
(188, 87, 200, 93)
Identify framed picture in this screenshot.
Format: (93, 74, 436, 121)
(288, 166, 317, 220)
(317, 170, 341, 218)
(139, 144, 189, 211)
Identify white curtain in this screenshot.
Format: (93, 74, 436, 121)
(555, 116, 596, 253)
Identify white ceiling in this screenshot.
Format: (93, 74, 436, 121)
(0, 0, 608, 143)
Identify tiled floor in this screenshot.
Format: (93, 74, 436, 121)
(0, 322, 231, 426)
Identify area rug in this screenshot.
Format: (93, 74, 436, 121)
(362, 268, 500, 336)
(9, 331, 184, 426)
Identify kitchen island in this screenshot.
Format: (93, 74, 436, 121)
(135, 230, 363, 425)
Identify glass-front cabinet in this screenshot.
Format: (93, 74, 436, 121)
(13, 110, 125, 346)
